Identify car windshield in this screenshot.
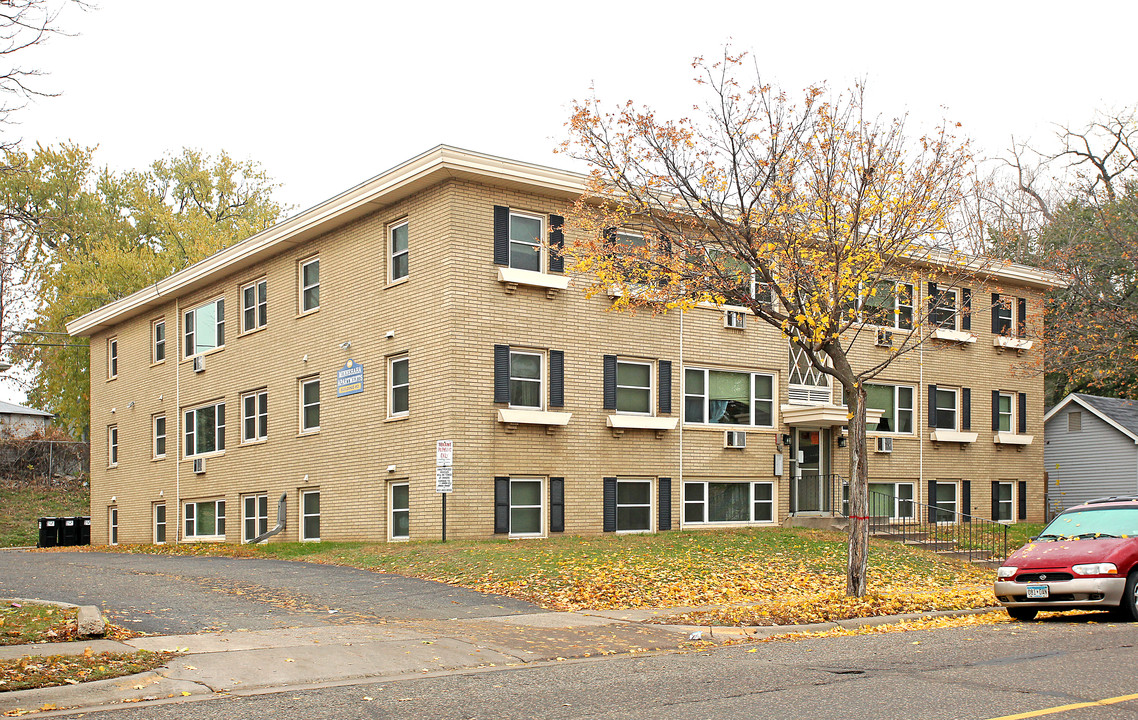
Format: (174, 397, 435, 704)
(1036, 506, 1138, 540)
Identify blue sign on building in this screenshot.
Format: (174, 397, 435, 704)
(337, 360, 364, 397)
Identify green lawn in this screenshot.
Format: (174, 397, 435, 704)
(109, 526, 996, 616)
(0, 483, 89, 548)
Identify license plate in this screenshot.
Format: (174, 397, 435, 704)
(1026, 584, 1049, 599)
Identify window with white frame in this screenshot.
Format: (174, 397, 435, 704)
(185, 499, 225, 539)
(509, 478, 543, 536)
(862, 280, 914, 329)
(997, 392, 1014, 433)
(109, 507, 118, 545)
(108, 337, 118, 379)
(684, 482, 774, 524)
(616, 360, 652, 415)
(994, 481, 1014, 522)
(243, 494, 268, 542)
(154, 503, 166, 544)
(241, 278, 267, 333)
(684, 368, 774, 426)
(932, 482, 957, 523)
(152, 319, 166, 364)
(390, 220, 409, 282)
(866, 384, 914, 434)
(934, 387, 959, 430)
(108, 425, 118, 467)
(931, 287, 959, 329)
(617, 479, 653, 532)
(300, 378, 320, 432)
(300, 257, 320, 313)
(509, 350, 543, 410)
(301, 490, 320, 541)
(868, 482, 915, 519)
(241, 390, 268, 443)
(508, 211, 543, 272)
(994, 296, 1014, 335)
(184, 298, 225, 357)
(390, 482, 409, 539)
(184, 401, 225, 457)
(153, 415, 167, 459)
(389, 356, 409, 417)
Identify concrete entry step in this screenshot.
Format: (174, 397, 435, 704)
(783, 517, 849, 532)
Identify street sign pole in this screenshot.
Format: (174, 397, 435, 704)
(436, 440, 454, 543)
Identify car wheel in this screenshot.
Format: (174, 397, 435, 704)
(1119, 572, 1138, 622)
(1007, 607, 1038, 622)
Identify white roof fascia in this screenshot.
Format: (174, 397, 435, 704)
(1043, 394, 1138, 444)
(66, 146, 587, 337)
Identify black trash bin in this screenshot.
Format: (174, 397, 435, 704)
(37, 517, 59, 548)
(59, 516, 80, 546)
(79, 516, 91, 546)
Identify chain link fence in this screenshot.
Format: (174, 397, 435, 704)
(0, 437, 89, 484)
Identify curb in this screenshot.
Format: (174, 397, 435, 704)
(655, 606, 1004, 639)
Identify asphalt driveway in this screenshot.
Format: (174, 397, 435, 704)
(0, 550, 538, 634)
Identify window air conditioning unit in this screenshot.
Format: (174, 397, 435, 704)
(724, 310, 745, 329)
(875, 328, 893, 347)
(725, 430, 747, 448)
(875, 436, 893, 454)
(193, 355, 205, 373)
(193, 457, 206, 474)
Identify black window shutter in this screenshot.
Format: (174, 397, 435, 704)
(962, 481, 972, 523)
(549, 350, 565, 408)
(549, 478, 565, 533)
(493, 206, 510, 265)
(549, 215, 565, 273)
(962, 387, 971, 431)
(493, 345, 510, 404)
(928, 480, 938, 522)
(1017, 297, 1027, 337)
(961, 287, 972, 331)
(603, 477, 617, 533)
(991, 481, 1000, 520)
(658, 360, 673, 415)
(602, 355, 617, 410)
(1018, 392, 1028, 434)
(1018, 481, 1028, 521)
(992, 390, 1001, 431)
(658, 478, 672, 531)
(494, 477, 510, 534)
(928, 384, 938, 428)
(991, 293, 1001, 333)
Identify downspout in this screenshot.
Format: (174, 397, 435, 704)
(251, 493, 288, 543)
(918, 340, 924, 499)
(678, 308, 684, 528)
(174, 297, 181, 545)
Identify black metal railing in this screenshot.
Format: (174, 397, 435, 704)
(788, 473, 846, 515)
(849, 488, 1009, 564)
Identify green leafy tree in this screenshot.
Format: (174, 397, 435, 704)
(1, 144, 287, 436)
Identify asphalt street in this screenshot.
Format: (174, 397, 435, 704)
(0, 550, 538, 633)
(64, 617, 1138, 720)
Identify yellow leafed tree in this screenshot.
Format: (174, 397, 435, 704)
(561, 51, 982, 596)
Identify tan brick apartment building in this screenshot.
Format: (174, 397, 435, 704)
(67, 146, 1059, 546)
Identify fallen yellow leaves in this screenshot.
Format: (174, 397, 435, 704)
(0, 650, 174, 693)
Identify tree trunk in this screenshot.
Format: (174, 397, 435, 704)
(846, 383, 870, 597)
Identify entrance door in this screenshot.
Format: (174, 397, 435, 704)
(794, 428, 827, 514)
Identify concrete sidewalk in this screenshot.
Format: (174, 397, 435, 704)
(0, 608, 699, 714)
(0, 604, 1002, 716)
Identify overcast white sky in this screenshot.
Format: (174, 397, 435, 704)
(3, 0, 1136, 403)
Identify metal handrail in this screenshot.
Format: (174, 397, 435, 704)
(789, 473, 846, 515)
(851, 488, 1009, 564)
